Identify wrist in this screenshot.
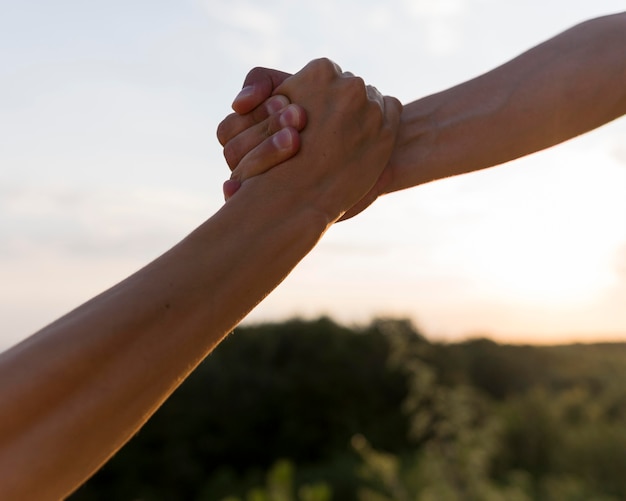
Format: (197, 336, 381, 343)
(234, 174, 331, 234)
(383, 99, 440, 193)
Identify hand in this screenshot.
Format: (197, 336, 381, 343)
(337, 165, 395, 221)
(237, 58, 401, 223)
(218, 65, 401, 219)
(218, 68, 301, 201)
(218, 94, 307, 200)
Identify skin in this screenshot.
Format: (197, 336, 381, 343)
(220, 95, 308, 199)
(219, 12, 626, 218)
(0, 58, 401, 500)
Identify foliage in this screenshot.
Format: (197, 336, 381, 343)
(70, 317, 626, 501)
(221, 460, 331, 501)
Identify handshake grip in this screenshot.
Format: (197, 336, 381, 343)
(217, 58, 401, 222)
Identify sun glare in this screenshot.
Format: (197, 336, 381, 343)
(462, 144, 626, 309)
(476, 224, 615, 307)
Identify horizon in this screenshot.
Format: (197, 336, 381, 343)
(1, 1, 625, 351)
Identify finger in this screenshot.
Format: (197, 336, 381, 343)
(230, 127, 300, 183)
(232, 67, 293, 114)
(338, 97, 401, 221)
(338, 169, 392, 221)
(274, 58, 343, 96)
(223, 179, 241, 201)
(223, 103, 306, 170)
(338, 190, 377, 221)
(217, 95, 290, 146)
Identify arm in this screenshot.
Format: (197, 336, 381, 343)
(0, 58, 401, 500)
(384, 11, 626, 193)
(220, 12, 626, 217)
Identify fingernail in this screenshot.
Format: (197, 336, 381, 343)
(266, 95, 289, 114)
(232, 86, 254, 106)
(272, 128, 292, 151)
(279, 105, 297, 127)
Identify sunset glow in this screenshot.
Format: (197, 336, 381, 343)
(1, 1, 625, 350)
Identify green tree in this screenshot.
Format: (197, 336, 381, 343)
(222, 460, 332, 501)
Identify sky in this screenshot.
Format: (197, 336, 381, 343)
(1, 0, 625, 351)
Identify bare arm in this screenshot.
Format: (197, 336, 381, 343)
(385, 11, 626, 193)
(0, 58, 401, 500)
(219, 12, 626, 218)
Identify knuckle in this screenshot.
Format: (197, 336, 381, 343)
(347, 75, 366, 93)
(389, 95, 402, 108)
(308, 57, 340, 80)
(339, 76, 367, 108)
(384, 95, 402, 115)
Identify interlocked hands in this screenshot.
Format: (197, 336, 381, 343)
(217, 59, 401, 222)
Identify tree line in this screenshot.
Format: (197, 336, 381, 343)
(70, 317, 626, 500)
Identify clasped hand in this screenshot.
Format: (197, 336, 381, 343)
(217, 58, 401, 223)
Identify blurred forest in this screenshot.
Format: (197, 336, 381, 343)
(70, 317, 626, 501)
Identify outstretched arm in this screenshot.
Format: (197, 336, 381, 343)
(220, 12, 626, 218)
(384, 11, 626, 192)
(0, 58, 401, 501)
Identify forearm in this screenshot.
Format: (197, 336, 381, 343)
(0, 58, 399, 499)
(0, 182, 326, 500)
(387, 12, 626, 192)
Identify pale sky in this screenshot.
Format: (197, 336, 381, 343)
(1, 0, 625, 351)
